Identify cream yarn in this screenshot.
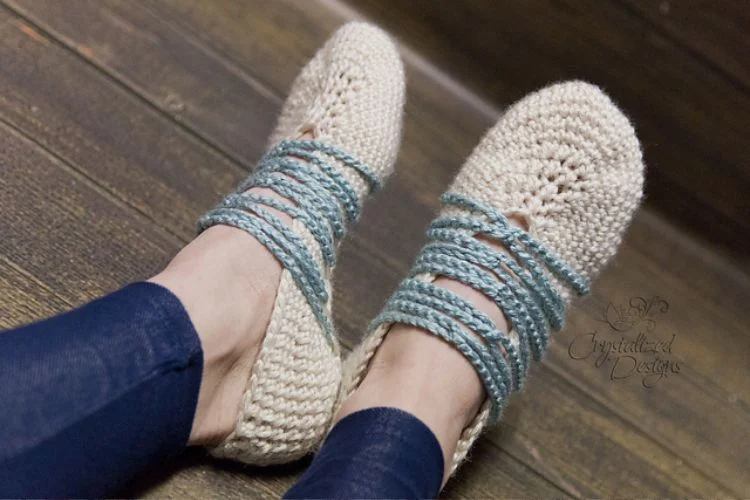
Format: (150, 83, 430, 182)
(209, 22, 405, 465)
(450, 80, 644, 301)
(342, 81, 645, 475)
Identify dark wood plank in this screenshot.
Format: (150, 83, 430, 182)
(4, 0, 281, 168)
(619, 0, 750, 91)
(441, 439, 569, 498)
(0, 256, 73, 329)
(549, 239, 750, 494)
(346, 0, 750, 274)
(0, 5, 244, 240)
(0, 120, 178, 308)
(149, 0, 340, 97)
(484, 361, 734, 497)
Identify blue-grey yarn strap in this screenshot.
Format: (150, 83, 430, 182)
(197, 139, 380, 346)
(370, 192, 590, 422)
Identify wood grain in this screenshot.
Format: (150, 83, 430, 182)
(0, 120, 178, 309)
(1, 0, 748, 497)
(618, 0, 750, 91)
(0, 256, 73, 329)
(4, 0, 281, 168)
(0, 5, 243, 240)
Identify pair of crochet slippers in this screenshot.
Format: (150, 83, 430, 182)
(199, 22, 645, 475)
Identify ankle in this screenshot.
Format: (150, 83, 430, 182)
(153, 227, 279, 357)
(336, 218, 526, 475)
(338, 324, 485, 474)
(149, 225, 282, 445)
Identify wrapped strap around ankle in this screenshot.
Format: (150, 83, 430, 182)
(370, 192, 589, 422)
(198, 139, 380, 346)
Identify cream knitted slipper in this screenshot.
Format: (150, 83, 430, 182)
(341, 81, 644, 476)
(198, 22, 404, 465)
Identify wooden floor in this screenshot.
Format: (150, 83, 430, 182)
(1, 0, 748, 497)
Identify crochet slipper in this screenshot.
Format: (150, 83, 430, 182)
(342, 81, 645, 475)
(198, 22, 405, 465)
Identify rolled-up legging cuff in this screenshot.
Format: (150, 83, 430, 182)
(285, 407, 444, 499)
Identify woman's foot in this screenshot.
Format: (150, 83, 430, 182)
(336, 217, 527, 474)
(152, 22, 405, 464)
(339, 81, 645, 483)
(150, 224, 280, 446)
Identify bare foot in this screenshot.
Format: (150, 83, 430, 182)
(336, 216, 528, 482)
(149, 139, 311, 446)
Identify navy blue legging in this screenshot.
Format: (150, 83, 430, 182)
(0, 283, 443, 498)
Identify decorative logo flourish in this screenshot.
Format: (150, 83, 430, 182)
(568, 296, 679, 388)
(603, 295, 669, 333)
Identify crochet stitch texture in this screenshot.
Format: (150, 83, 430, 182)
(203, 22, 405, 465)
(342, 80, 645, 475)
(199, 140, 381, 345)
(370, 192, 590, 423)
